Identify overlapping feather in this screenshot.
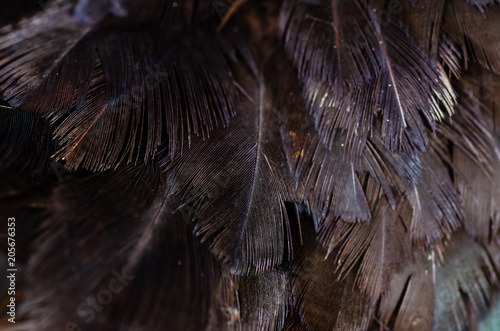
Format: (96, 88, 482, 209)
(2, 0, 500, 330)
(279, 0, 455, 156)
(0, 6, 238, 171)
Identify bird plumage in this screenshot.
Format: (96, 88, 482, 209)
(2, 0, 500, 330)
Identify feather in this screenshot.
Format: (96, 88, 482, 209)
(280, 0, 455, 155)
(407, 143, 463, 245)
(439, 33, 463, 78)
(268, 51, 461, 246)
(399, 0, 447, 57)
(0, 6, 238, 171)
(290, 217, 374, 331)
(279, 0, 378, 156)
(281, 313, 308, 331)
(0, 172, 51, 271)
(378, 250, 435, 331)
(444, 0, 500, 74)
(162, 59, 295, 274)
(24, 164, 223, 331)
(205, 266, 288, 331)
(378, 232, 500, 331)
(235, 271, 289, 330)
(267, 52, 373, 222)
(74, 0, 215, 26)
(368, 18, 455, 153)
(467, 0, 500, 7)
(21, 161, 289, 330)
(445, 71, 500, 241)
(433, 233, 500, 330)
(327, 193, 412, 299)
(0, 106, 56, 173)
(367, 132, 463, 245)
(0, 0, 40, 26)
(204, 268, 240, 330)
(4, 0, 500, 329)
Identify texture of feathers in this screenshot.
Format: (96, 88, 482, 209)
(2, 0, 500, 330)
(280, 0, 455, 156)
(163, 59, 295, 274)
(0, 6, 239, 171)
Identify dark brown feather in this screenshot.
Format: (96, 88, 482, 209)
(2, 0, 500, 329)
(266, 52, 373, 222)
(0, 106, 56, 173)
(446, 71, 500, 241)
(290, 217, 374, 331)
(399, 0, 447, 57)
(378, 250, 435, 331)
(24, 164, 221, 330)
(378, 232, 500, 331)
(444, 0, 500, 73)
(280, 0, 455, 155)
(162, 59, 295, 274)
(0, 6, 238, 171)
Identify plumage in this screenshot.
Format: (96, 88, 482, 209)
(449, 70, 500, 241)
(73, 0, 214, 26)
(290, 218, 374, 331)
(162, 58, 295, 274)
(2, 0, 500, 330)
(268, 52, 373, 222)
(0, 107, 56, 173)
(378, 232, 500, 331)
(444, 0, 500, 73)
(23, 164, 221, 330)
(0, 6, 239, 171)
(280, 0, 455, 155)
(399, 0, 447, 57)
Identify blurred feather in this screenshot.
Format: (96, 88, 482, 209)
(74, 0, 215, 26)
(19, 161, 290, 330)
(0, 106, 56, 173)
(24, 164, 223, 330)
(432, 233, 499, 330)
(444, 0, 500, 73)
(0, 0, 41, 26)
(399, 0, 447, 57)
